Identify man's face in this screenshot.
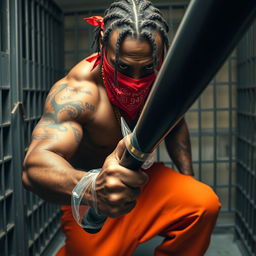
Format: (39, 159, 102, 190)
(106, 30, 163, 79)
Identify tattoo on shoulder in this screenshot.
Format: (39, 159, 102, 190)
(32, 134, 59, 140)
(66, 87, 93, 96)
(44, 83, 95, 121)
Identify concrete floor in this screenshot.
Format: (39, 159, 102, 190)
(46, 232, 242, 256)
(132, 233, 242, 256)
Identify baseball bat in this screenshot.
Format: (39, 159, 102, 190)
(83, 0, 256, 233)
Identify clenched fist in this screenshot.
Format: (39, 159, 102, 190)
(93, 139, 149, 218)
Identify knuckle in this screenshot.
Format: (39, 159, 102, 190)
(105, 177, 123, 192)
(104, 165, 116, 175)
(108, 194, 123, 205)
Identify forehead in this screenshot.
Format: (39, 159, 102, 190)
(106, 30, 163, 59)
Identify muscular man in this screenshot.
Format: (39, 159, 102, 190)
(22, 1, 221, 255)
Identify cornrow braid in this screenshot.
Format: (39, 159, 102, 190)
(147, 13, 169, 32)
(102, 18, 134, 47)
(114, 29, 133, 84)
(104, 13, 123, 24)
(139, 0, 151, 12)
(140, 30, 158, 69)
(92, 0, 170, 81)
(107, 2, 132, 15)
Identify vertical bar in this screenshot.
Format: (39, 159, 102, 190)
(213, 78, 217, 191)
(168, 6, 174, 42)
(9, 0, 28, 254)
(228, 57, 232, 212)
(198, 97, 202, 180)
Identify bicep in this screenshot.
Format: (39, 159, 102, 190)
(28, 118, 83, 160)
(26, 78, 98, 159)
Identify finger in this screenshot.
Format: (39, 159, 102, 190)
(105, 187, 140, 206)
(104, 176, 125, 193)
(120, 169, 149, 188)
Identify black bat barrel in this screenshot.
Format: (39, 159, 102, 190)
(132, 0, 256, 153)
(83, 0, 256, 234)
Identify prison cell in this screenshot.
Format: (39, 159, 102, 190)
(236, 19, 256, 256)
(0, 0, 255, 255)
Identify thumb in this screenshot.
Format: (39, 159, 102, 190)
(114, 138, 127, 161)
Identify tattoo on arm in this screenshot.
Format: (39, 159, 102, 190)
(70, 125, 82, 144)
(32, 134, 59, 140)
(32, 119, 67, 141)
(33, 84, 88, 143)
(44, 83, 95, 121)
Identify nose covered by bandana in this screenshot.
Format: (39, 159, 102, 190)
(102, 53, 156, 121)
(84, 16, 157, 121)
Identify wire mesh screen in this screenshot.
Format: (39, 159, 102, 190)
(236, 19, 256, 256)
(0, 0, 16, 255)
(21, 0, 63, 255)
(63, 2, 237, 229)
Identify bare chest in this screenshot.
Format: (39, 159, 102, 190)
(69, 102, 124, 170)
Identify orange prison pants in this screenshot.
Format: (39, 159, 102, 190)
(56, 162, 221, 256)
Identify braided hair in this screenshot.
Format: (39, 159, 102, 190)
(93, 0, 169, 74)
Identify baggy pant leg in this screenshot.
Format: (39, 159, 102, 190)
(56, 163, 221, 256)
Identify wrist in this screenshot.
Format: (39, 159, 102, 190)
(179, 167, 194, 176)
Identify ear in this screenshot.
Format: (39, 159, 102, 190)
(100, 31, 104, 50)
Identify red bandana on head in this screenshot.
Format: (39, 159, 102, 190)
(84, 16, 157, 121)
(84, 16, 104, 30)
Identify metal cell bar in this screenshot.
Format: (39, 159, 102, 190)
(213, 78, 217, 192)
(228, 57, 233, 212)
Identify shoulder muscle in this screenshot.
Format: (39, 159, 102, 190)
(44, 76, 99, 124)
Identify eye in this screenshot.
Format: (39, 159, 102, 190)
(145, 64, 154, 70)
(118, 63, 128, 70)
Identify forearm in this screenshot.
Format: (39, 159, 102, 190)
(22, 149, 86, 204)
(165, 118, 194, 176)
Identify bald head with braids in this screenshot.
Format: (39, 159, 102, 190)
(94, 0, 169, 76)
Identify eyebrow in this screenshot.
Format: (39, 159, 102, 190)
(115, 59, 154, 67)
(119, 59, 130, 67)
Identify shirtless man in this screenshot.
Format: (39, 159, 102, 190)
(22, 1, 221, 255)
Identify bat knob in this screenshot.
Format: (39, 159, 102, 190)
(82, 208, 107, 234)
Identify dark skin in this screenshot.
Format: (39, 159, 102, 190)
(22, 30, 193, 218)
(165, 118, 194, 176)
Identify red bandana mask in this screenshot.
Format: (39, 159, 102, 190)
(102, 53, 156, 121)
(84, 16, 157, 121)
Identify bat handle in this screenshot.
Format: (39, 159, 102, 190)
(83, 148, 143, 233)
